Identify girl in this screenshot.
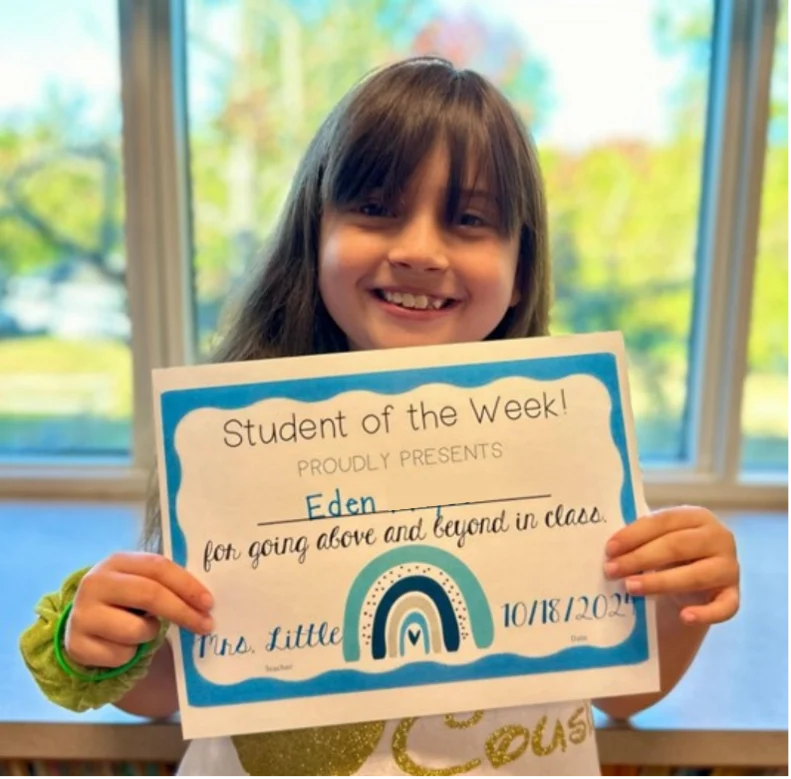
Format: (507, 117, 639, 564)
(21, 57, 739, 777)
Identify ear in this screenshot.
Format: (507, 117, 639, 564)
(509, 285, 521, 307)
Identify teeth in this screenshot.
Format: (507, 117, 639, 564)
(382, 290, 448, 310)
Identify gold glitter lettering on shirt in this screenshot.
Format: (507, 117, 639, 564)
(567, 706, 588, 745)
(392, 717, 482, 776)
(231, 706, 594, 775)
(531, 716, 568, 758)
(232, 721, 386, 776)
(484, 725, 531, 769)
(444, 711, 485, 729)
(550, 720, 568, 753)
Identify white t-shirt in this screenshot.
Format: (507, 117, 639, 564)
(177, 700, 600, 776)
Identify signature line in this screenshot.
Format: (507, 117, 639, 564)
(256, 493, 552, 528)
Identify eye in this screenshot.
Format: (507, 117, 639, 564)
(358, 201, 393, 218)
(458, 212, 487, 228)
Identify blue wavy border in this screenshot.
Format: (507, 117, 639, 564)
(160, 352, 648, 707)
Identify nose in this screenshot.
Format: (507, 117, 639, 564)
(386, 215, 449, 272)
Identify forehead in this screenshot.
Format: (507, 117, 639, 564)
(402, 141, 491, 194)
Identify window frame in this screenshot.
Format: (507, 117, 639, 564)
(0, 0, 785, 510)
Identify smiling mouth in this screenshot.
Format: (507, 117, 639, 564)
(373, 289, 457, 311)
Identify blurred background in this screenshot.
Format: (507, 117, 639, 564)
(0, 3, 786, 775)
(0, 0, 786, 484)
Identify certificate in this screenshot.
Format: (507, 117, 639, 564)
(152, 332, 659, 739)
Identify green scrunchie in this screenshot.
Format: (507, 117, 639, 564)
(19, 566, 169, 713)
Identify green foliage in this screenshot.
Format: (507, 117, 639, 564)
(0, 0, 785, 461)
(749, 145, 788, 372)
(0, 85, 123, 282)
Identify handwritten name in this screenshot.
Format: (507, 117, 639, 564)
(306, 488, 377, 519)
(266, 622, 342, 652)
(198, 633, 253, 658)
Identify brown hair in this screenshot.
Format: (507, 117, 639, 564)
(143, 56, 550, 551)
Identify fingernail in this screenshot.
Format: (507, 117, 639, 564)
(603, 562, 619, 578)
(200, 592, 213, 610)
(682, 611, 696, 624)
(625, 578, 643, 594)
(201, 617, 214, 633)
(605, 541, 620, 558)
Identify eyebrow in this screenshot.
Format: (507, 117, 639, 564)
(452, 189, 501, 211)
(455, 188, 498, 202)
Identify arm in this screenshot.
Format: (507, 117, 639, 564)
(593, 593, 708, 719)
(113, 640, 180, 719)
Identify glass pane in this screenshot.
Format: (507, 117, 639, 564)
(186, 0, 713, 464)
(0, 1, 130, 457)
(741, 0, 788, 473)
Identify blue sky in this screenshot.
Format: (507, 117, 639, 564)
(0, 0, 700, 150)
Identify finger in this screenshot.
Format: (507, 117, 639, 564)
(605, 508, 710, 557)
(64, 631, 138, 669)
(104, 553, 213, 611)
(680, 586, 740, 625)
(96, 572, 213, 634)
(622, 557, 739, 596)
(604, 527, 715, 578)
(73, 604, 162, 646)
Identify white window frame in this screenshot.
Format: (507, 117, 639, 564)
(0, 0, 785, 510)
(647, 0, 785, 509)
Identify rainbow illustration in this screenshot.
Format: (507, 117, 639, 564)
(342, 545, 493, 662)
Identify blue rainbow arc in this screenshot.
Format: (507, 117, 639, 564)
(343, 545, 493, 663)
(372, 575, 459, 659)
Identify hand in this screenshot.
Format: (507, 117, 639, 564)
(65, 552, 214, 669)
(603, 506, 740, 625)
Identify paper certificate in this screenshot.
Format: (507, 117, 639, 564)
(152, 332, 659, 739)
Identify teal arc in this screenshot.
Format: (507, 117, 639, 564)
(342, 545, 494, 662)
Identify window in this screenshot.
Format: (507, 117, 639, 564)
(0, 1, 130, 458)
(0, 0, 784, 506)
(740, 0, 788, 473)
(185, 0, 714, 464)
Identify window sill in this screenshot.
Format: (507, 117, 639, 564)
(0, 463, 148, 500)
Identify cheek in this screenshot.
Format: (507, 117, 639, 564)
(319, 230, 369, 282)
(317, 233, 349, 303)
(318, 232, 371, 321)
(499, 243, 521, 305)
(474, 249, 520, 299)
(318, 232, 340, 278)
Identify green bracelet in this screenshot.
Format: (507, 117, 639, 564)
(54, 601, 152, 682)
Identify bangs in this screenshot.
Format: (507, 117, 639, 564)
(321, 60, 534, 237)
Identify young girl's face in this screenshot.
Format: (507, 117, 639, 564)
(318, 142, 521, 352)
